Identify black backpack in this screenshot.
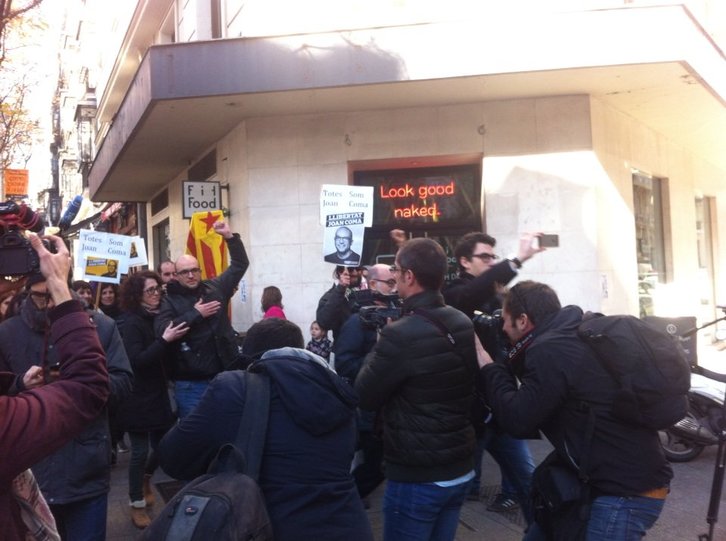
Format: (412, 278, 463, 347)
(577, 313, 691, 429)
(142, 371, 274, 541)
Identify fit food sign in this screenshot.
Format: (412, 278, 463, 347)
(183, 181, 221, 219)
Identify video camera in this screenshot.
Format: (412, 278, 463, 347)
(0, 200, 48, 276)
(353, 290, 403, 330)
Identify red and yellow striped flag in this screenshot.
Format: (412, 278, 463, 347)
(186, 210, 228, 280)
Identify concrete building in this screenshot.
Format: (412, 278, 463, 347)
(83, 1, 726, 340)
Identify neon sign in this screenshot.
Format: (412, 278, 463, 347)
(379, 181, 455, 219)
(355, 165, 480, 228)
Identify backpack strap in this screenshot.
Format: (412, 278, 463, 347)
(409, 308, 456, 346)
(232, 371, 270, 481)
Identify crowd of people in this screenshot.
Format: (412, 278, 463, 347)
(0, 222, 673, 541)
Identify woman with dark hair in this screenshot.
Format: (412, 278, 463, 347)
(261, 285, 286, 320)
(116, 271, 188, 529)
(71, 280, 94, 308)
(97, 283, 122, 320)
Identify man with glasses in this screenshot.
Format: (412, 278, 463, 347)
(0, 272, 132, 541)
(355, 238, 477, 541)
(156, 219, 249, 418)
(335, 264, 398, 502)
(443, 231, 542, 521)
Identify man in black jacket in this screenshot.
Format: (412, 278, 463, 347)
(355, 238, 477, 541)
(443, 231, 541, 517)
(478, 281, 671, 540)
(155, 219, 249, 418)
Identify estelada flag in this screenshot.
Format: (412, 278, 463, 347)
(186, 210, 228, 280)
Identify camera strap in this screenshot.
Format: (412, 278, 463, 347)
(409, 308, 456, 346)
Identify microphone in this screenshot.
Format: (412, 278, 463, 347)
(58, 195, 83, 230)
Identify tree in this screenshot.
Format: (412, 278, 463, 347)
(0, 0, 43, 68)
(0, 72, 37, 171)
(0, 0, 44, 194)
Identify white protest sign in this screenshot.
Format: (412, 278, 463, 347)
(128, 236, 148, 267)
(319, 185, 373, 227)
(320, 185, 373, 266)
(78, 229, 133, 284)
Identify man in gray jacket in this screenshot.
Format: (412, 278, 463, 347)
(355, 238, 477, 541)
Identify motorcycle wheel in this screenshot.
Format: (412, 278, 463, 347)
(658, 412, 705, 463)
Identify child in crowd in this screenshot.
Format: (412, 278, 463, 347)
(306, 320, 332, 361)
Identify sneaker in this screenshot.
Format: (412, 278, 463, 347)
(486, 494, 519, 512)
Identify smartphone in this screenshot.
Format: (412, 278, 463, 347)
(538, 234, 559, 248)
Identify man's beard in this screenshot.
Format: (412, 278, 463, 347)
(21, 297, 50, 332)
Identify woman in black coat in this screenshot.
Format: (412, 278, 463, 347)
(116, 271, 188, 529)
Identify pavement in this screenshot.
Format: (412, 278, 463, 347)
(107, 435, 726, 541)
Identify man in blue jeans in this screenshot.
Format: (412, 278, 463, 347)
(443, 231, 542, 520)
(478, 281, 671, 540)
(156, 219, 249, 418)
(355, 238, 478, 541)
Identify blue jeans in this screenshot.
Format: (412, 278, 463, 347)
(523, 494, 665, 541)
(383, 479, 471, 541)
(472, 429, 535, 522)
(174, 380, 210, 419)
(50, 493, 107, 541)
(586, 494, 665, 540)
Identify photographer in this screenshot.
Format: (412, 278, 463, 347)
(443, 231, 542, 519)
(0, 234, 110, 541)
(0, 252, 132, 540)
(335, 264, 399, 501)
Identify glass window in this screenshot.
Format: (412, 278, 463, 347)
(153, 218, 171, 267)
(633, 173, 666, 317)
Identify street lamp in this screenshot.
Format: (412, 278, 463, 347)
(74, 92, 97, 188)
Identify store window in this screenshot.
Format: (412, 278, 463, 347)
(695, 196, 718, 335)
(353, 164, 482, 282)
(633, 173, 667, 317)
(153, 218, 171, 268)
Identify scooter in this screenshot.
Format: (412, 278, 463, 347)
(657, 309, 726, 462)
(649, 308, 726, 540)
(659, 372, 724, 462)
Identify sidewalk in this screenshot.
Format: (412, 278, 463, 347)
(107, 441, 540, 541)
(107, 436, 726, 540)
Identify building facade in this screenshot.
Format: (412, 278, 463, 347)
(83, 1, 726, 340)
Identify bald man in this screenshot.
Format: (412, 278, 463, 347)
(324, 226, 361, 266)
(155, 220, 249, 418)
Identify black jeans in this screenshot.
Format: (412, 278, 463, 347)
(127, 430, 165, 502)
